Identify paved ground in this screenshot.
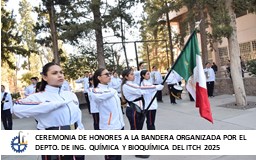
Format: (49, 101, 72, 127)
(1, 93, 256, 160)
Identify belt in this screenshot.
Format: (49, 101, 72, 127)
(46, 123, 77, 130)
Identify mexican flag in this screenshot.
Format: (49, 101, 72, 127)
(172, 31, 213, 123)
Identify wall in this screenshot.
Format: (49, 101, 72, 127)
(214, 77, 256, 96)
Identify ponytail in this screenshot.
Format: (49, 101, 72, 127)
(140, 70, 148, 86)
(93, 68, 105, 88)
(39, 62, 59, 91)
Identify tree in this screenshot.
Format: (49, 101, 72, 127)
(90, 0, 105, 68)
(1, 0, 31, 69)
(34, 0, 139, 68)
(246, 59, 256, 76)
(140, 0, 182, 71)
(225, 0, 246, 106)
(18, 0, 41, 72)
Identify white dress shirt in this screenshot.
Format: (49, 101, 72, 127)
(165, 71, 178, 85)
(75, 77, 89, 93)
(13, 85, 84, 130)
(204, 67, 215, 82)
(109, 77, 122, 93)
(90, 84, 124, 130)
(88, 87, 99, 113)
(151, 71, 163, 85)
(1, 91, 13, 111)
(122, 81, 157, 110)
(141, 79, 158, 110)
(24, 84, 36, 96)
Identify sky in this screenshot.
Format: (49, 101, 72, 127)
(5, 0, 144, 67)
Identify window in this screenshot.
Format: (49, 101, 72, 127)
(218, 47, 229, 66)
(252, 40, 256, 51)
(239, 42, 251, 54)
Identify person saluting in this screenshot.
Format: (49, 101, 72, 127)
(13, 62, 85, 160)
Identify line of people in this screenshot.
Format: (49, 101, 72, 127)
(9, 62, 167, 160)
(7, 61, 217, 160)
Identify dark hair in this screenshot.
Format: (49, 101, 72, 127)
(35, 82, 42, 93)
(89, 77, 93, 88)
(140, 70, 148, 86)
(120, 68, 133, 103)
(93, 68, 105, 88)
(39, 62, 59, 91)
(1, 85, 5, 89)
(139, 62, 144, 67)
(31, 77, 38, 81)
(121, 68, 133, 86)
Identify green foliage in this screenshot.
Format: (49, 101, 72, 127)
(20, 72, 34, 86)
(246, 59, 256, 76)
(11, 92, 21, 100)
(1, 0, 31, 69)
(207, 0, 232, 41)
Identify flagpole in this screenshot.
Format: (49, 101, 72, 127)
(144, 27, 201, 112)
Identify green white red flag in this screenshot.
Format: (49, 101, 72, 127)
(172, 31, 213, 123)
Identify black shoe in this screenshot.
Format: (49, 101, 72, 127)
(135, 155, 150, 158)
(157, 100, 163, 103)
(171, 102, 177, 104)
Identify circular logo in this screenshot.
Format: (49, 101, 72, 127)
(11, 136, 28, 153)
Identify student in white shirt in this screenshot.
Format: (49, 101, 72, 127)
(88, 77, 100, 130)
(61, 80, 72, 91)
(151, 66, 163, 102)
(1, 85, 13, 130)
(166, 70, 178, 104)
(121, 68, 163, 130)
(140, 70, 158, 130)
(75, 71, 91, 114)
(121, 68, 163, 159)
(13, 62, 85, 160)
(91, 68, 124, 160)
(204, 62, 216, 97)
(109, 71, 122, 93)
(24, 77, 38, 97)
(109, 71, 124, 114)
(134, 62, 145, 85)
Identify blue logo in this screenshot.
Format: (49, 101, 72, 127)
(11, 131, 28, 153)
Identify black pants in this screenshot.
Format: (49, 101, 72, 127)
(156, 90, 162, 101)
(104, 128, 123, 160)
(206, 81, 214, 97)
(1, 109, 13, 130)
(189, 92, 194, 101)
(105, 155, 121, 160)
(42, 124, 84, 160)
(146, 110, 156, 130)
(126, 107, 145, 130)
(92, 113, 99, 130)
(84, 93, 91, 114)
(41, 155, 84, 160)
(167, 84, 176, 103)
(154, 84, 163, 101)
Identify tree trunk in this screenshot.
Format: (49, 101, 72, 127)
(225, 0, 247, 106)
(91, 0, 105, 68)
(47, 0, 60, 64)
(199, 8, 208, 65)
(120, 16, 129, 68)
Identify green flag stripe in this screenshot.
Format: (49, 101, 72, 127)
(173, 31, 200, 81)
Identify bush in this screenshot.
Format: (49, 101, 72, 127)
(11, 92, 21, 100)
(246, 59, 256, 76)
